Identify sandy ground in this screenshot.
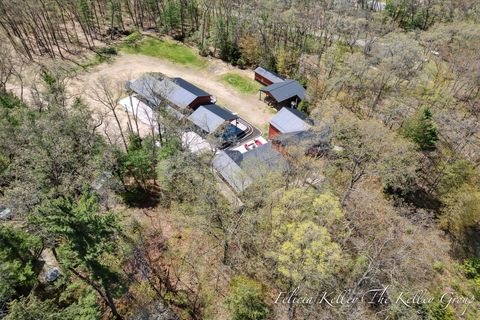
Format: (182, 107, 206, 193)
(70, 53, 274, 135)
(6, 52, 274, 146)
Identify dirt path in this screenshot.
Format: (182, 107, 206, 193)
(71, 53, 274, 131)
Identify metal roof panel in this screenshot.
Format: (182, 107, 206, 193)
(188, 104, 237, 133)
(254, 67, 285, 84)
(270, 107, 310, 133)
(213, 151, 253, 192)
(260, 80, 306, 102)
(128, 74, 211, 109)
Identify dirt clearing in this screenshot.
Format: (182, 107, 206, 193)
(70, 53, 275, 132)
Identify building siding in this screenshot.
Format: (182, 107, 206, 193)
(268, 124, 281, 139)
(263, 91, 299, 110)
(255, 73, 273, 86)
(189, 95, 212, 110)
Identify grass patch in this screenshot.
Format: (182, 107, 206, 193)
(221, 73, 260, 94)
(262, 124, 269, 139)
(77, 47, 118, 69)
(119, 37, 206, 68)
(79, 54, 111, 69)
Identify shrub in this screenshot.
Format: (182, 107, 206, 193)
(157, 138, 181, 161)
(197, 43, 209, 57)
(236, 58, 246, 69)
(427, 297, 456, 320)
(124, 31, 142, 45)
(297, 100, 309, 114)
(260, 54, 277, 73)
(225, 276, 270, 320)
(218, 37, 241, 63)
(463, 258, 480, 280)
(297, 76, 308, 88)
(438, 159, 474, 194)
(97, 47, 118, 55)
(239, 35, 261, 66)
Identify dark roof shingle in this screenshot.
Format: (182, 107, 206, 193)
(225, 143, 287, 172)
(127, 74, 211, 109)
(213, 143, 286, 192)
(171, 77, 210, 97)
(260, 80, 306, 103)
(212, 151, 252, 193)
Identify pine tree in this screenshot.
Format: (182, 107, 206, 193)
(402, 107, 439, 150)
(34, 190, 125, 320)
(0, 226, 42, 307)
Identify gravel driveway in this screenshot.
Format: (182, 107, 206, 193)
(71, 54, 274, 132)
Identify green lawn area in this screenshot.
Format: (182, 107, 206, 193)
(119, 37, 206, 68)
(221, 73, 260, 94)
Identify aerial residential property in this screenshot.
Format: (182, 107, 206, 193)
(123, 70, 318, 193)
(1, 1, 479, 320)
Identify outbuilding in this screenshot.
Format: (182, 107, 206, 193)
(268, 107, 311, 139)
(169, 77, 213, 110)
(254, 67, 285, 86)
(259, 80, 306, 109)
(188, 104, 239, 134)
(127, 73, 213, 111)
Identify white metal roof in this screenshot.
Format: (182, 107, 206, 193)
(270, 107, 310, 133)
(188, 104, 238, 133)
(181, 131, 214, 154)
(120, 96, 158, 129)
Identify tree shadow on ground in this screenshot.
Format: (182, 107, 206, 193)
(387, 186, 442, 212)
(120, 187, 161, 209)
(451, 226, 480, 260)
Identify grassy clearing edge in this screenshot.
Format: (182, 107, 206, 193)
(118, 36, 207, 68)
(221, 73, 260, 94)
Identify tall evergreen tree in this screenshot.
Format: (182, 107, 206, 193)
(402, 107, 439, 150)
(34, 190, 125, 320)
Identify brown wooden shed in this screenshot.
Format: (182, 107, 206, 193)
(254, 67, 285, 86)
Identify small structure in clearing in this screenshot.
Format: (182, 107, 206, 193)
(126, 73, 213, 111)
(254, 66, 285, 86)
(268, 107, 311, 139)
(259, 79, 306, 109)
(188, 104, 238, 134)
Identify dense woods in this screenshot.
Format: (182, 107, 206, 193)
(1, 0, 480, 319)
